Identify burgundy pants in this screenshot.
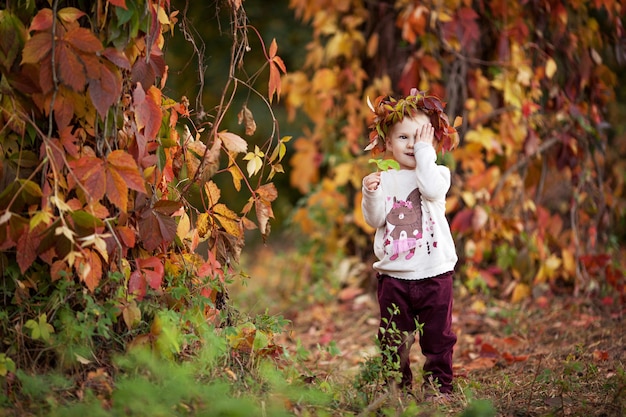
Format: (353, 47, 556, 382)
(376, 271, 456, 393)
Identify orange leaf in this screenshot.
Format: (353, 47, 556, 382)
(502, 352, 530, 363)
(256, 182, 278, 202)
(56, 42, 86, 92)
(53, 89, 75, 129)
(268, 39, 286, 103)
(21, 32, 52, 64)
(64, 27, 102, 53)
(70, 156, 106, 202)
(269, 38, 278, 59)
(592, 350, 609, 362)
(107, 150, 145, 192)
(269, 59, 285, 103)
(464, 357, 496, 371)
(421, 54, 441, 78)
(77, 249, 103, 292)
(106, 167, 130, 211)
(116, 225, 136, 248)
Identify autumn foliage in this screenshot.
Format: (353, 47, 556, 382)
(0, 0, 287, 370)
(284, 0, 626, 303)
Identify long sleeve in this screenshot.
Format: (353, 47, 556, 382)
(361, 183, 386, 228)
(413, 143, 450, 201)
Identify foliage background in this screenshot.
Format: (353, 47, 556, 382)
(0, 0, 624, 415)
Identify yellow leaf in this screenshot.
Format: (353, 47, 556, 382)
(562, 248, 576, 277)
(30, 210, 53, 230)
(227, 164, 243, 191)
(177, 212, 191, 241)
(545, 57, 557, 79)
(122, 300, 141, 330)
(197, 213, 211, 239)
(156, 5, 170, 25)
(204, 180, 221, 207)
(213, 203, 243, 239)
(461, 191, 476, 208)
(470, 299, 487, 314)
(511, 283, 531, 303)
(246, 156, 262, 177)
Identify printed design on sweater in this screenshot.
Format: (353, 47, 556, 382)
(384, 188, 423, 260)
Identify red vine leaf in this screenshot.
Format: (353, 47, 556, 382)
(128, 256, 164, 300)
(133, 84, 163, 141)
(89, 61, 122, 118)
(108, 0, 128, 9)
(138, 200, 181, 251)
(28, 9, 53, 32)
(137, 257, 164, 290)
(102, 47, 131, 70)
(69, 155, 106, 202)
(64, 27, 102, 53)
(16, 225, 40, 274)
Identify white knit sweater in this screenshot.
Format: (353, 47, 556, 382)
(361, 143, 458, 280)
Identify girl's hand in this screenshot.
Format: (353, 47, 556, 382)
(364, 172, 381, 191)
(415, 123, 434, 147)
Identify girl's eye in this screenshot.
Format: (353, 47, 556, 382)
(399, 135, 408, 140)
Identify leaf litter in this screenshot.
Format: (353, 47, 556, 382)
(235, 247, 625, 416)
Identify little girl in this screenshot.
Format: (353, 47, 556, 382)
(361, 89, 459, 399)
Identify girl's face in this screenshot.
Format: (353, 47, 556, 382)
(386, 113, 431, 170)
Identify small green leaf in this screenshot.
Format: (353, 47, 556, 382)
(24, 314, 55, 342)
(0, 354, 15, 376)
(368, 158, 400, 171)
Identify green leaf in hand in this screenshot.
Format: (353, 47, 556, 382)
(369, 158, 400, 171)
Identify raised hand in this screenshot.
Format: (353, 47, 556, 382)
(415, 123, 434, 147)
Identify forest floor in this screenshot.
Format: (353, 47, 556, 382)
(236, 247, 626, 416)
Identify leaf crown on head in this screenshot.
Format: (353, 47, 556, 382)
(365, 88, 460, 154)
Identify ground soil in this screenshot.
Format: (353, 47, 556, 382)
(274, 288, 626, 416)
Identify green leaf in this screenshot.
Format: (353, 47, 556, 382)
(24, 314, 55, 342)
(0, 353, 15, 376)
(368, 158, 400, 171)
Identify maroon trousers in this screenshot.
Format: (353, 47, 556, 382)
(376, 271, 456, 393)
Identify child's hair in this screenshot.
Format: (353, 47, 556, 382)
(365, 88, 460, 154)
